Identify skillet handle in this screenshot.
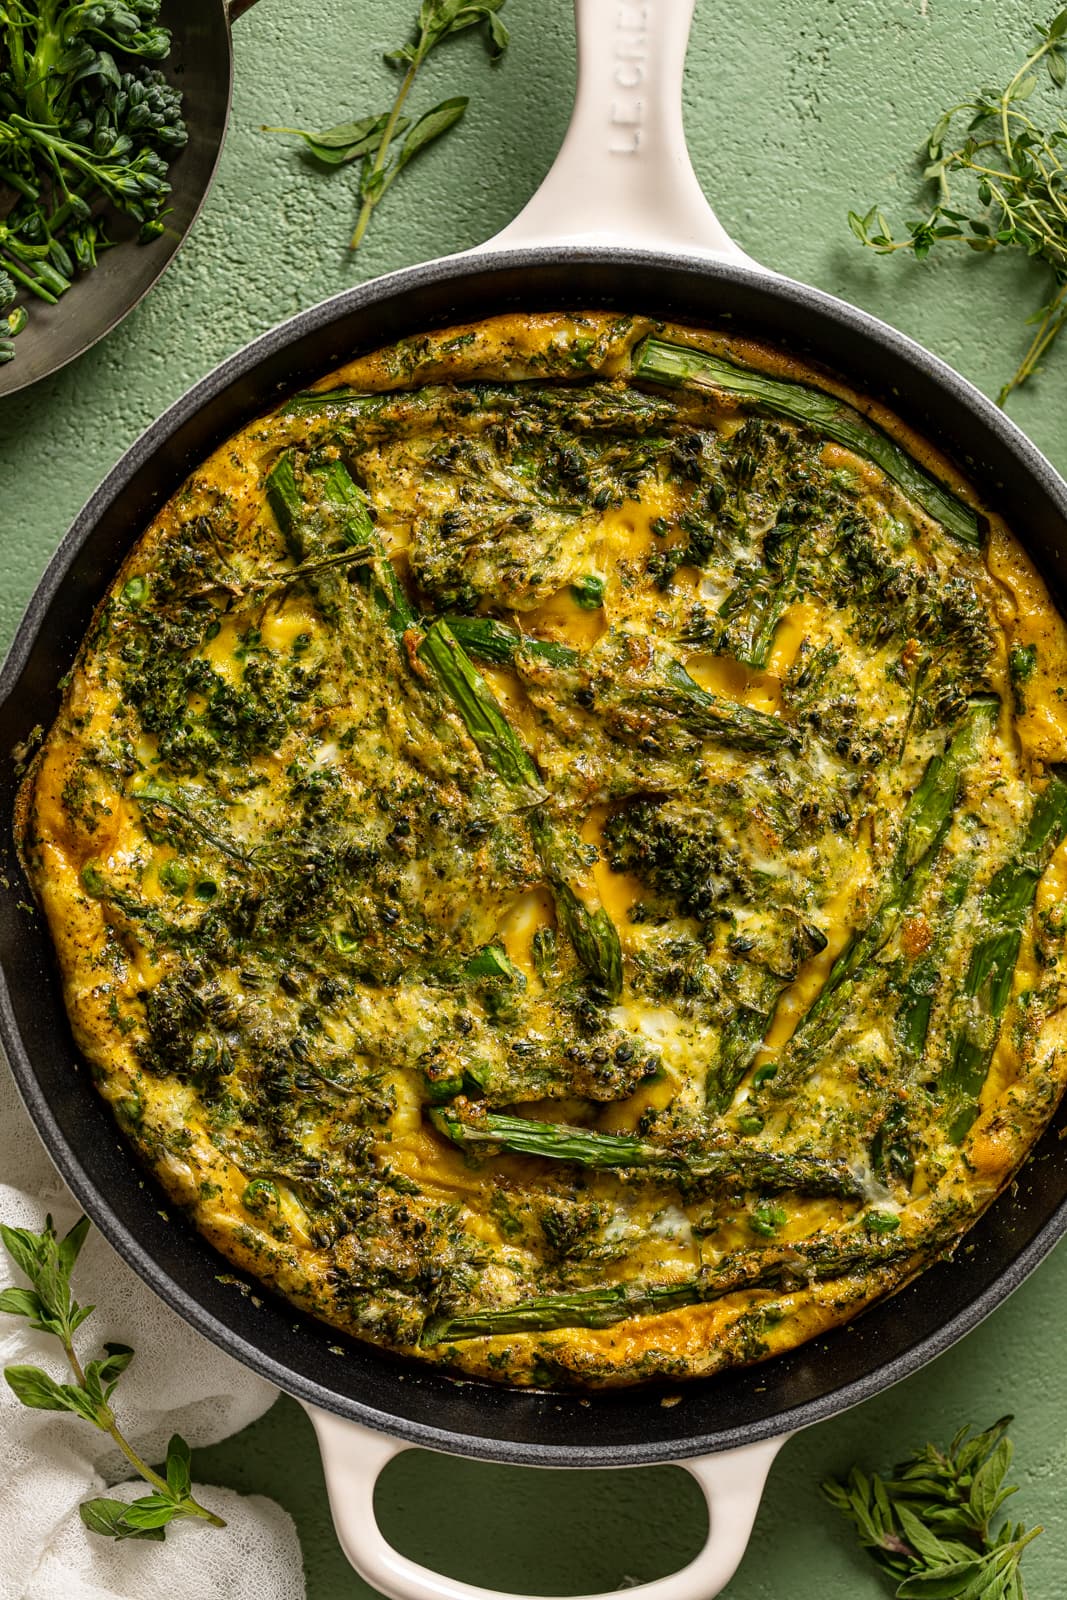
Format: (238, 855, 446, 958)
(304, 1403, 788, 1600)
(226, 0, 260, 21)
(476, 0, 760, 265)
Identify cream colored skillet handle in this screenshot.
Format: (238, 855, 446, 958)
(305, 1405, 788, 1600)
(474, 0, 759, 264)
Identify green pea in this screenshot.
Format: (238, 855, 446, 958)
(242, 1179, 279, 1216)
(570, 574, 606, 609)
(750, 1201, 787, 1237)
(159, 859, 190, 893)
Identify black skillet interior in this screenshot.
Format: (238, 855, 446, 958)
(3, 250, 1067, 1468)
(0, 0, 234, 398)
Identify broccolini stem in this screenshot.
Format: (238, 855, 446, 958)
(280, 379, 679, 443)
(633, 336, 983, 547)
(715, 528, 802, 669)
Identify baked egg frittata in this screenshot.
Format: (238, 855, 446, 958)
(18, 312, 1067, 1387)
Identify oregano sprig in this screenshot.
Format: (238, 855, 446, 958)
(849, 9, 1067, 405)
(265, 0, 508, 252)
(823, 1416, 1043, 1598)
(0, 1215, 225, 1543)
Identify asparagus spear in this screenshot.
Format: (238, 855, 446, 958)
(941, 769, 1067, 1142)
(442, 615, 797, 754)
(443, 614, 576, 669)
(894, 854, 974, 1069)
(417, 622, 545, 803)
(656, 656, 797, 752)
(527, 811, 622, 1000)
(633, 337, 983, 548)
(280, 379, 680, 440)
(706, 969, 797, 1112)
(864, 857, 976, 1187)
(416, 632, 621, 994)
(268, 458, 541, 794)
(420, 1233, 912, 1344)
(765, 699, 998, 1099)
(266, 452, 381, 669)
(430, 1107, 866, 1198)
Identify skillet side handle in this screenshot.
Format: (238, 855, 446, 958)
(476, 0, 759, 265)
(226, 0, 260, 21)
(304, 1403, 788, 1600)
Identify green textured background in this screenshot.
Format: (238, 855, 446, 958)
(3, 0, 1067, 1594)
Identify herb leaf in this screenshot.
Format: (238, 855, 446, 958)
(5, 1364, 83, 1414)
(261, 112, 399, 167)
(850, 10, 1067, 403)
(80, 1498, 168, 1543)
(0, 1285, 43, 1319)
(394, 96, 469, 177)
(165, 1434, 193, 1499)
(1, 1216, 226, 1542)
(824, 1417, 1043, 1599)
(0, 1214, 93, 1343)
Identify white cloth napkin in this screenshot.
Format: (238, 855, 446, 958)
(0, 1056, 306, 1600)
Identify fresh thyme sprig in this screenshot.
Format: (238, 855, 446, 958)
(823, 1416, 1043, 1598)
(849, 10, 1067, 405)
(266, 0, 508, 252)
(0, 1215, 225, 1543)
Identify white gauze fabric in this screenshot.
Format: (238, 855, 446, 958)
(0, 1056, 306, 1600)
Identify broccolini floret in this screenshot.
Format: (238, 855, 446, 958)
(0, 1, 186, 362)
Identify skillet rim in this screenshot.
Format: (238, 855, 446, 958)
(3, 243, 1067, 1466)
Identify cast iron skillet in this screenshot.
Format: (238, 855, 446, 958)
(3, 3, 1067, 1596)
(0, 0, 258, 398)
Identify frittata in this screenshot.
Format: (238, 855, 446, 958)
(18, 313, 1067, 1387)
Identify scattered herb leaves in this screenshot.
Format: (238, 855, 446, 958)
(0, 1215, 225, 1542)
(849, 9, 1067, 404)
(266, 0, 508, 251)
(824, 1416, 1043, 1598)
